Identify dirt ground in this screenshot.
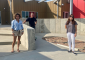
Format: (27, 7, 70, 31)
(42, 36, 85, 52)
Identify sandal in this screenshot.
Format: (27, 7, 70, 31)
(17, 49, 20, 52)
(11, 50, 14, 53)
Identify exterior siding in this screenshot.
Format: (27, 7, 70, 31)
(61, 0, 70, 18)
(13, 0, 47, 19)
(46, 1, 62, 18)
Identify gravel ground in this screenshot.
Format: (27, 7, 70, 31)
(42, 36, 85, 52)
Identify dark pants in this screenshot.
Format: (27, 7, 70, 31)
(32, 26, 35, 29)
(30, 25, 35, 29)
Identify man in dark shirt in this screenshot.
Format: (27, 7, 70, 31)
(23, 13, 37, 29)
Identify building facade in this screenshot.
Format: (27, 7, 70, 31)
(0, 0, 70, 25)
(73, 0, 85, 18)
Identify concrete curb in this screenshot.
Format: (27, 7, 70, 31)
(45, 40, 79, 51)
(57, 44, 79, 51)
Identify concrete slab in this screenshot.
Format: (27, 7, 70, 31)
(44, 19, 50, 33)
(0, 25, 11, 30)
(50, 19, 56, 33)
(61, 19, 67, 34)
(75, 19, 81, 35)
(0, 35, 27, 57)
(56, 19, 61, 33)
(0, 30, 12, 35)
(21, 24, 35, 50)
(39, 19, 44, 33)
(80, 19, 85, 35)
(0, 33, 85, 60)
(35, 19, 40, 33)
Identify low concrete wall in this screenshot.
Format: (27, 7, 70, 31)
(21, 24, 35, 50)
(21, 18, 85, 36)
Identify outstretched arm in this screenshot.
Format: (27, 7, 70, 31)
(23, 20, 26, 24)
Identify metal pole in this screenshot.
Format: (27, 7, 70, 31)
(57, 1, 59, 18)
(9, 0, 12, 24)
(70, 0, 73, 15)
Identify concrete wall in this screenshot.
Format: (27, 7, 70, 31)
(21, 24, 35, 50)
(21, 18, 85, 36)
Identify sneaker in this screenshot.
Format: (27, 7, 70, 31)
(68, 50, 72, 53)
(35, 39, 36, 41)
(35, 37, 37, 41)
(72, 52, 77, 55)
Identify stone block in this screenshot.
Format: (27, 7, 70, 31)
(75, 19, 81, 35)
(50, 19, 56, 33)
(56, 19, 61, 33)
(80, 19, 85, 35)
(21, 24, 35, 50)
(44, 19, 50, 33)
(61, 19, 67, 34)
(35, 19, 40, 33)
(39, 19, 44, 33)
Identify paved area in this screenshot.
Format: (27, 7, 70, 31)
(0, 35, 27, 57)
(0, 25, 11, 30)
(0, 33, 85, 60)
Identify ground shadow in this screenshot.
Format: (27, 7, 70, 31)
(0, 51, 52, 60)
(0, 34, 12, 36)
(0, 42, 21, 45)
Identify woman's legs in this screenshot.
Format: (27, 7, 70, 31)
(71, 33, 75, 52)
(17, 36, 21, 52)
(67, 33, 72, 51)
(11, 36, 17, 52)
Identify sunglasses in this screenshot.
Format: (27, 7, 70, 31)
(70, 16, 73, 18)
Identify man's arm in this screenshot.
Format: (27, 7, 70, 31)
(23, 20, 26, 24)
(23, 18, 29, 24)
(35, 18, 37, 25)
(35, 21, 37, 25)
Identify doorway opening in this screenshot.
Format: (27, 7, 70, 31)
(63, 12, 69, 18)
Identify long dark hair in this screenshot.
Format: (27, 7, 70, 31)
(15, 13, 21, 19)
(66, 14, 75, 25)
